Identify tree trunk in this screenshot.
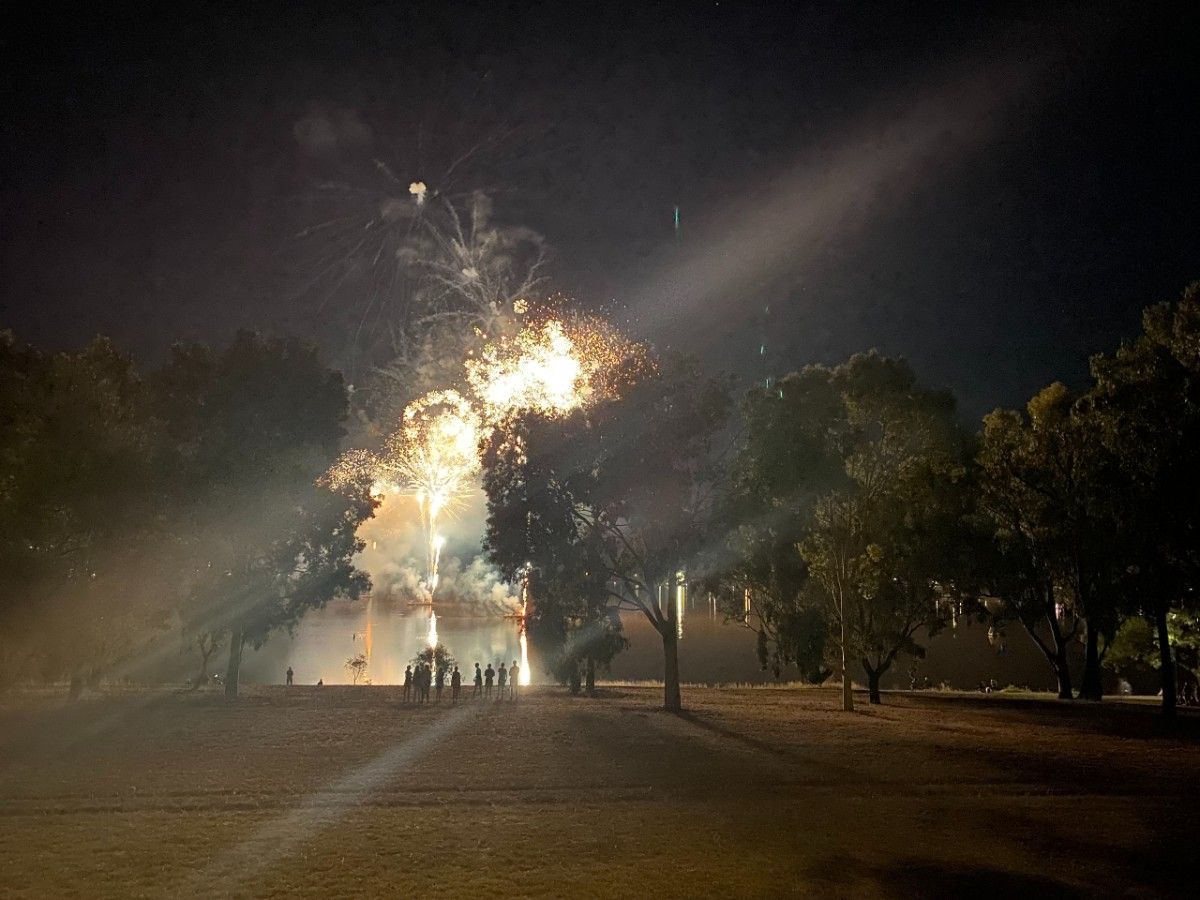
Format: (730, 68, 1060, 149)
(1049, 626, 1073, 700)
(68, 674, 84, 700)
(1024, 618, 1073, 699)
(1079, 620, 1103, 701)
(661, 575, 682, 712)
(662, 629, 681, 713)
(585, 656, 596, 695)
(865, 664, 882, 705)
(1052, 645, 1073, 700)
(1154, 603, 1177, 720)
(839, 594, 853, 712)
(224, 630, 244, 699)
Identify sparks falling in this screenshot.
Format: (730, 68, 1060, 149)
(466, 309, 650, 425)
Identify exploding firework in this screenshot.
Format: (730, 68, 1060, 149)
(466, 307, 652, 425)
(381, 390, 483, 604)
(325, 301, 651, 654)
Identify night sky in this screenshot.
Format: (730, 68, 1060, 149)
(3, 0, 1198, 418)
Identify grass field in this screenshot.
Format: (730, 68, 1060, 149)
(1, 684, 1197, 898)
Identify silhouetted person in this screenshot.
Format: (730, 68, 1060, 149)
(484, 663, 495, 698)
(473, 663, 483, 698)
(402, 665, 413, 703)
(509, 660, 520, 700)
(451, 665, 462, 703)
(421, 664, 431, 703)
(316, 679, 323, 687)
(497, 662, 507, 700)
(285, 666, 293, 686)
(435, 665, 446, 702)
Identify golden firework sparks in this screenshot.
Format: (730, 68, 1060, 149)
(465, 308, 652, 424)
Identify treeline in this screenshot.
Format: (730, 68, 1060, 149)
(482, 284, 1200, 718)
(0, 331, 375, 696)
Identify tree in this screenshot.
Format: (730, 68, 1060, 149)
(566, 358, 732, 712)
(186, 631, 224, 690)
(413, 643, 455, 673)
(345, 652, 369, 685)
(712, 354, 968, 708)
(481, 413, 626, 695)
(0, 333, 175, 695)
(153, 332, 376, 698)
(796, 354, 970, 707)
(1086, 282, 1200, 717)
(704, 370, 844, 682)
(480, 356, 731, 712)
(977, 383, 1126, 701)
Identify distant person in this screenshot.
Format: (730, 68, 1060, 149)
(402, 665, 413, 703)
(484, 663, 495, 698)
(435, 665, 446, 702)
(286, 666, 294, 686)
(473, 663, 483, 699)
(421, 664, 431, 703)
(317, 679, 323, 687)
(451, 665, 462, 703)
(509, 660, 520, 700)
(497, 663, 507, 700)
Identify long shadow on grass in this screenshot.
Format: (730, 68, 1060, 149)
(866, 861, 1082, 899)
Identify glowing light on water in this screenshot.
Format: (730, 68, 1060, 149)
(428, 610, 439, 649)
(364, 595, 374, 663)
(519, 629, 530, 686)
(675, 572, 686, 641)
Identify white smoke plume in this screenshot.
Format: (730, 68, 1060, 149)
(356, 486, 519, 615)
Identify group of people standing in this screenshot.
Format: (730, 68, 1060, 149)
(401, 660, 521, 704)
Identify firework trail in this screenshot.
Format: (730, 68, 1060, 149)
(384, 390, 482, 609)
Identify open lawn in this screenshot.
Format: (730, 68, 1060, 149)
(1, 685, 1197, 898)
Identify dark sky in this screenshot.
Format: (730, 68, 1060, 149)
(3, 0, 1198, 418)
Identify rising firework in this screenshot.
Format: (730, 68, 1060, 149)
(382, 390, 482, 605)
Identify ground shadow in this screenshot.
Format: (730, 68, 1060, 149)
(868, 860, 1084, 899)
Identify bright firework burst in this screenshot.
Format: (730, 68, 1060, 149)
(325, 302, 651, 652)
(466, 306, 652, 424)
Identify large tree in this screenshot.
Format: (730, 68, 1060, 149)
(481, 412, 626, 693)
(480, 357, 731, 712)
(704, 369, 845, 682)
(1085, 282, 1200, 717)
(798, 354, 970, 707)
(153, 332, 376, 697)
(977, 383, 1126, 701)
(712, 354, 969, 708)
(0, 333, 174, 695)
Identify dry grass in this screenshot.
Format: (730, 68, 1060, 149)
(1, 684, 1197, 898)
